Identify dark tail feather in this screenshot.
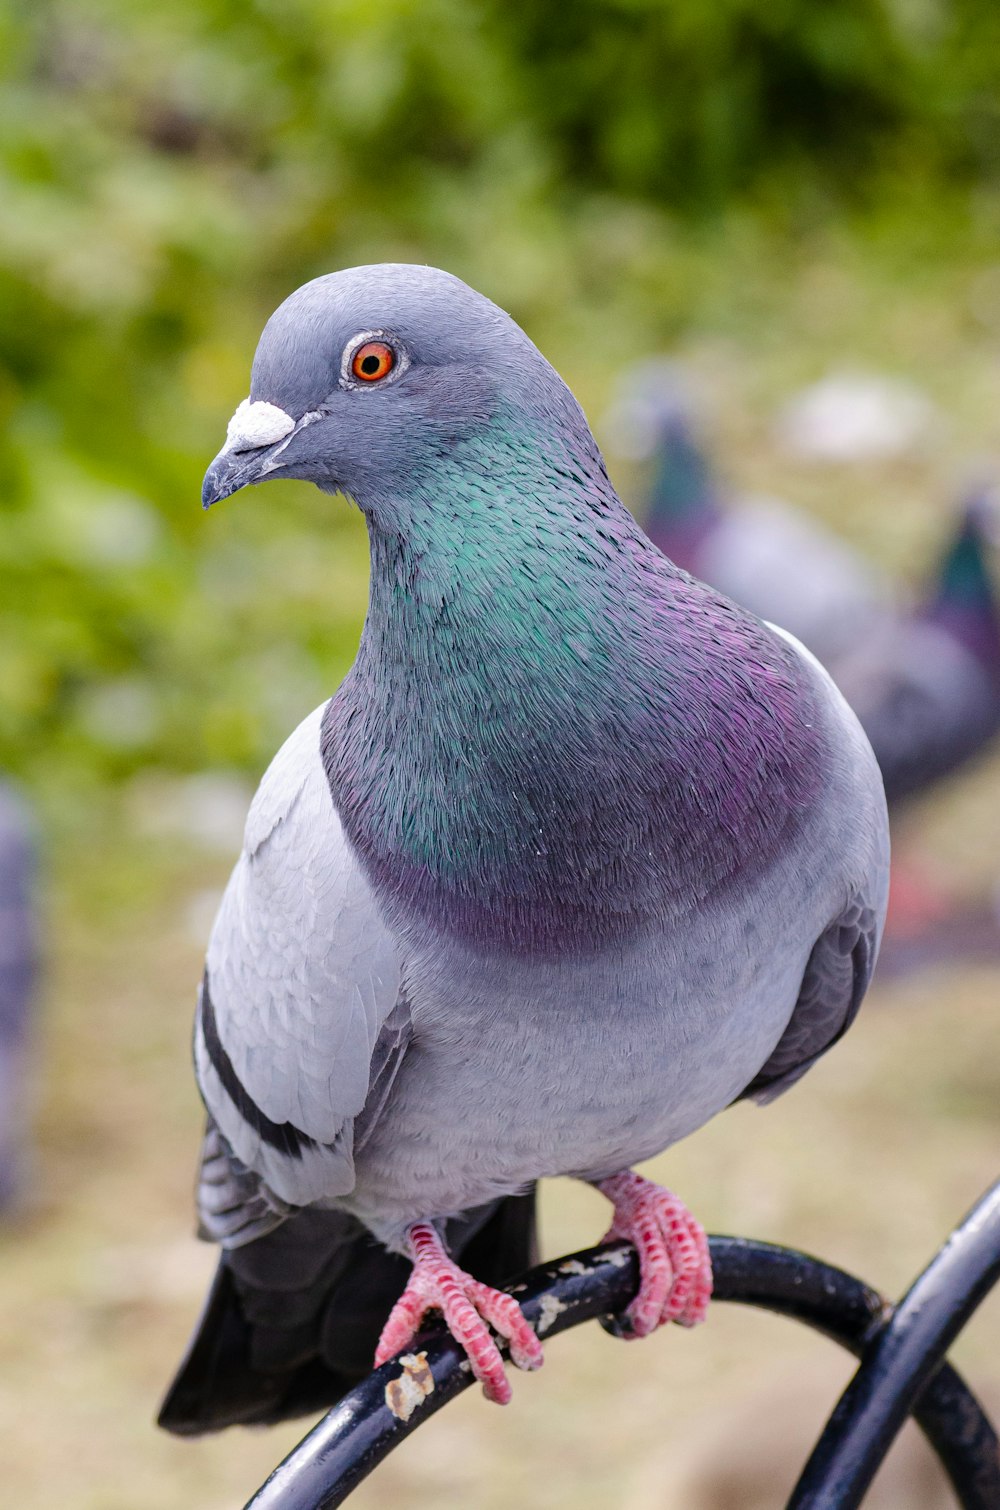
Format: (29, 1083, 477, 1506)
(158, 1188, 537, 1436)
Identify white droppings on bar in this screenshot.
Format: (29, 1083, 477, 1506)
(384, 1352, 435, 1422)
(535, 1293, 567, 1336)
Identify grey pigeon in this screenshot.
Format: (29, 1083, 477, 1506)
(159, 266, 889, 1431)
(0, 783, 38, 1214)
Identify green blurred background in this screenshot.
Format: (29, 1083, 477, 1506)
(3, 3, 1000, 1507)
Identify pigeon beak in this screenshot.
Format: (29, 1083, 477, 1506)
(201, 399, 300, 509)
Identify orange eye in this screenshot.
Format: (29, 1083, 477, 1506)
(351, 341, 395, 383)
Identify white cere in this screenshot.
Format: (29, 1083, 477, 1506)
(225, 398, 295, 451)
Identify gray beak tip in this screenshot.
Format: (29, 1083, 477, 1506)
(201, 469, 225, 510)
(200, 399, 305, 511)
(201, 453, 251, 510)
(200, 401, 314, 511)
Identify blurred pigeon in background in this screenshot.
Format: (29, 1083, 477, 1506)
(611, 368, 1000, 811)
(836, 490, 1000, 806)
(0, 783, 38, 1215)
(607, 363, 888, 668)
(160, 265, 888, 1433)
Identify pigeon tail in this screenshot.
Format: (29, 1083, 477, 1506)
(157, 1188, 537, 1434)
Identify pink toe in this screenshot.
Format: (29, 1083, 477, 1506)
(374, 1221, 542, 1403)
(374, 1289, 426, 1366)
(470, 1283, 544, 1371)
(597, 1172, 713, 1337)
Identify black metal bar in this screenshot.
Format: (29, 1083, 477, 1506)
(243, 1232, 1000, 1510)
(244, 1242, 644, 1510)
(789, 1180, 1000, 1509)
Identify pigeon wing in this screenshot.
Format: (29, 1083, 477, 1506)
(741, 621, 890, 1104)
(194, 704, 404, 1212)
(739, 895, 881, 1104)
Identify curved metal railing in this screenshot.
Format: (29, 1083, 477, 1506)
(244, 1181, 1000, 1510)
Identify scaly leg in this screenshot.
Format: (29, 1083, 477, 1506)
(374, 1221, 544, 1403)
(595, 1170, 712, 1336)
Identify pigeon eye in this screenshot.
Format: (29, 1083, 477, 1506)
(351, 341, 395, 383)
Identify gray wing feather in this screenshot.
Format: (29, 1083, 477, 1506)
(742, 622, 891, 1105)
(196, 1119, 292, 1247)
(194, 704, 404, 1209)
(197, 992, 413, 1250)
(353, 993, 413, 1156)
(741, 896, 880, 1104)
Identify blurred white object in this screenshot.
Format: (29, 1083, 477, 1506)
(127, 771, 252, 854)
(775, 371, 937, 463)
(78, 676, 160, 750)
(184, 887, 225, 945)
(78, 494, 163, 568)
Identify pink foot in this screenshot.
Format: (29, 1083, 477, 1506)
(374, 1221, 544, 1404)
(597, 1170, 712, 1336)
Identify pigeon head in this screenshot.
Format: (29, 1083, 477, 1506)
(202, 264, 586, 512)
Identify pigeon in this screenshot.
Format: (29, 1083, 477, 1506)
(835, 490, 1000, 805)
(0, 782, 38, 1215)
(610, 364, 887, 669)
(159, 265, 889, 1432)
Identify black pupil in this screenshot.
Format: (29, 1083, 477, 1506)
(360, 352, 383, 375)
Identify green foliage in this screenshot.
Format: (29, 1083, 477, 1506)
(1, 0, 999, 796)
